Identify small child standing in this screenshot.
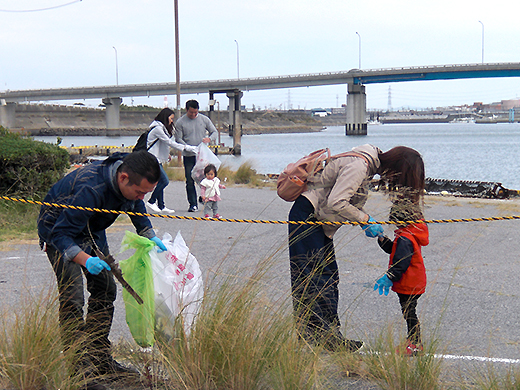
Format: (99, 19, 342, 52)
(374, 198, 429, 356)
(200, 164, 226, 218)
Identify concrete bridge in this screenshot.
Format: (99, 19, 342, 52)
(2, 62, 520, 153)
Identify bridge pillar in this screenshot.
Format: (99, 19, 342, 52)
(345, 83, 367, 135)
(227, 94, 235, 136)
(226, 90, 243, 155)
(208, 92, 216, 124)
(102, 97, 122, 129)
(0, 101, 16, 129)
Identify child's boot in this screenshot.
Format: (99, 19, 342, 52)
(397, 339, 423, 357)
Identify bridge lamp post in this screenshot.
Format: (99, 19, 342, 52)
(478, 20, 484, 64)
(112, 46, 119, 85)
(355, 32, 361, 69)
(234, 39, 240, 80)
(174, 0, 181, 116)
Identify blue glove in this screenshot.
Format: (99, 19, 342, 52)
(374, 274, 393, 296)
(362, 216, 384, 238)
(151, 236, 167, 253)
(85, 256, 111, 275)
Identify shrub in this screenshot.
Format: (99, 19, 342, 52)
(234, 161, 257, 184)
(0, 127, 69, 197)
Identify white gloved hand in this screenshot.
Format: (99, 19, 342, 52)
(184, 145, 198, 154)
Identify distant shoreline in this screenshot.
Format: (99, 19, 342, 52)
(16, 125, 325, 137)
(9, 104, 329, 136)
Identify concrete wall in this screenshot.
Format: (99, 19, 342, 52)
(11, 104, 155, 131)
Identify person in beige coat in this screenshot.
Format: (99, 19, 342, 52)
(288, 144, 425, 352)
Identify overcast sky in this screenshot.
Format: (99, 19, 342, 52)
(2, 0, 520, 111)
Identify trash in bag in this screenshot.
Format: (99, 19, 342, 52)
(191, 142, 221, 184)
(150, 231, 203, 337)
(119, 231, 157, 348)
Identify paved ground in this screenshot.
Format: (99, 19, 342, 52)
(2, 181, 520, 388)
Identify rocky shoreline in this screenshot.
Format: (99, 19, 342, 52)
(9, 104, 334, 136)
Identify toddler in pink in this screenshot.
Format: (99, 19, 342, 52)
(200, 164, 226, 218)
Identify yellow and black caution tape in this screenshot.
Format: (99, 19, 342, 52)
(2, 195, 520, 226)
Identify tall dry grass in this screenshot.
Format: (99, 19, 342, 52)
(3, 273, 520, 389)
(164, 160, 266, 187)
(359, 326, 444, 390)
(132, 248, 324, 390)
(0, 289, 84, 390)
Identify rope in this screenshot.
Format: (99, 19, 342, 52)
(2, 195, 520, 226)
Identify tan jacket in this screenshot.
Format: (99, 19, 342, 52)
(302, 144, 381, 238)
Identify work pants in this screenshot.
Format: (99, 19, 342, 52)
(397, 292, 422, 344)
(183, 155, 198, 208)
(46, 245, 117, 366)
(288, 195, 340, 335)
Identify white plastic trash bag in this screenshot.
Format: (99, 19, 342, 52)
(191, 142, 221, 184)
(150, 231, 203, 336)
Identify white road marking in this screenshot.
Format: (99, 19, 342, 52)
(436, 354, 520, 364)
(362, 351, 520, 364)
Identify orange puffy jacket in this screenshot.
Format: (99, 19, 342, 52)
(379, 222, 429, 295)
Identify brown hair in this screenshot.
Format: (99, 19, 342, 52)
(378, 146, 425, 202)
(204, 164, 217, 176)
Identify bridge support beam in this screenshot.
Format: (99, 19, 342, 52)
(208, 92, 216, 124)
(345, 83, 367, 135)
(102, 97, 122, 129)
(0, 101, 16, 129)
(226, 90, 243, 155)
(227, 94, 235, 136)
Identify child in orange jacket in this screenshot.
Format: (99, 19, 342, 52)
(374, 199, 429, 356)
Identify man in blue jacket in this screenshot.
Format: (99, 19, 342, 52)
(38, 151, 167, 389)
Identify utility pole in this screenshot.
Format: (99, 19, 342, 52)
(174, 0, 181, 117)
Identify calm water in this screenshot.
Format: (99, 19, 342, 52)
(34, 122, 520, 190)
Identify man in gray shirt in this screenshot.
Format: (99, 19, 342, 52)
(175, 99, 218, 212)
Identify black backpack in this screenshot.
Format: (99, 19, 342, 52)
(132, 130, 158, 152)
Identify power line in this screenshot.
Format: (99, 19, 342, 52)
(0, 0, 82, 13)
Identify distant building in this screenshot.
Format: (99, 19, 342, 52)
(501, 99, 520, 110)
(311, 108, 329, 117)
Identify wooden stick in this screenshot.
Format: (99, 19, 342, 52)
(92, 248, 144, 305)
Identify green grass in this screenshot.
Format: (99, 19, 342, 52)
(0, 200, 40, 242)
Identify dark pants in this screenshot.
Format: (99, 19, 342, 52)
(183, 155, 197, 208)
(397, 292, 422, 344)
(288, 196, 340, 335)
(46, 245, 117, 366)
(148, 164, 169, 209)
